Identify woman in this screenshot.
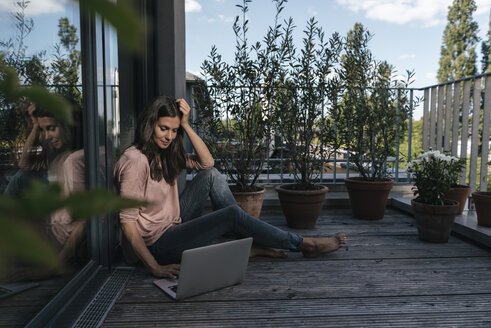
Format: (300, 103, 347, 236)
(114, 96, 347, 279)
(5, 104, 72, 196)
(3, 103, 86, 280)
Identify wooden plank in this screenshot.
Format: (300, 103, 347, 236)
(101, 204, 491, 328)
(123, 257, 491, 279)
(444, 83, 452, 152)
(422, 88, 429, 151)
(0, 307, 41, 328)
(452, 81, 461, 156)
(104, 294, 491, 323)
(101, 312, 491, 328)
(460, 79, 472, 184)
(480, 75, 491, 191)
(154, 269, 491, 298)
(118, 272, 491, 306)
(430, 87, 437, 150)
(247, 257, 491, 272)
(470, 77, 482, 191)
(0, 274, 74, 307)
(436, 85, 445, 150)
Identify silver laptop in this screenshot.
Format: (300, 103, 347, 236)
(153, 237, 253, 300)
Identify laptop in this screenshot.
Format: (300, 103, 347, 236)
(153, 237, 253, 300)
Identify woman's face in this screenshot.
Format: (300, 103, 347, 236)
(38, 117, 64, 149)
(153, 116, 180, 149)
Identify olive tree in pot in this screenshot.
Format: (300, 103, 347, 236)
(193, 0, 290, 218)
(273, 18, 343, 229)
(338, 23, 413, 220)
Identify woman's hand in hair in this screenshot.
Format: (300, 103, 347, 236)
(27, 103, 39, 127)
(176, 98, 191, 127)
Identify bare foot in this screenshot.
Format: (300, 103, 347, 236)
(250, 244, 288, 259)
(301, 233, 347, 258)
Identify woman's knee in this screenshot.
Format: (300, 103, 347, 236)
(195, 167, 219, 180)
(223, 204, 248, 222)
(199, 167, 228, 186)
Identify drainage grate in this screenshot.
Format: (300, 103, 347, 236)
(72, 267, 134, 328)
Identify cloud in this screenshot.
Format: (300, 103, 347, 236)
(185, 0, 202, 13)
(307, 6, 318, 16)
(476, 0, 491, 15)
(425, 72, 436, 80)
(399, 53, 416, 60)
(0, 0, 66, 16)
(218, 14, 234, 23)
(336, 0, 453, 27)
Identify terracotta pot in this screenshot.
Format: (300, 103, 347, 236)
(472, 191, 491, 227)
(445, 185, 471, 215)
(411, 199, 459, 243)
(344, 177, 394, 220)
(231, 186, 265, 219)
(275, 184, 329, 229)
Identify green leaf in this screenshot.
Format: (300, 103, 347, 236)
(65, 189, 145, 221)
(0, 195, 25, 220)
(0, 61, 74, 124)
(79, 0, 144, 53)
(18, 85, 73, 124)
(20, 181, 67, 219)
(0, 217, 58, 269)
(0, 64, 21, 99)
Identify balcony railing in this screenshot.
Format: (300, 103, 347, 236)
(186, 72, 491, 191)
(419, 72, 491, 192)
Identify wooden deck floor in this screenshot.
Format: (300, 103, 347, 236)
(103, 205, 491, 328)
(0, 272, 74, 327)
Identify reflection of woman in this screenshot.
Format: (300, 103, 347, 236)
(4, 103, 86, 265)
(115, 96, 347, 279)
(5, 104, 73, 196)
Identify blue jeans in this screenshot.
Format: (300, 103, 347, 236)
(148, 168, 303, 264)
(4, 169, 47, 197)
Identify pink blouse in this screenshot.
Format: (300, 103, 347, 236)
(114, 146, 212, 246)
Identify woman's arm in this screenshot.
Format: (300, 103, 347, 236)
(18, 104, 40, 170)
(57, 221, 85, 263)
(121, 221, 180, 279)
(177, 99, 214, 167)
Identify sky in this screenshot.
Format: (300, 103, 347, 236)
(186, 0, 491, 88)
(1, 0, 491, 119)
(185, 0, 491, 118)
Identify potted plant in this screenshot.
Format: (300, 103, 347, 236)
(406, 150, 465, 242)
(472, 161, 491, 226)
(338, 23, 413, 220)
(194, 0, 289, 218)
(272, 18, 343, 229)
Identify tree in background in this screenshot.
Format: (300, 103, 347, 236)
(52, 17, 82, 106)
(437, 0, 479, 82)
(481, 11, 491, 73)
(0, 1, 81, 168)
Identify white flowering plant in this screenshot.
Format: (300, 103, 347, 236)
(406, 150, 466, 205)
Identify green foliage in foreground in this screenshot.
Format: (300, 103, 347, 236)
(0, 181, 145, 272)
(79, 0, 144, 53)
(0, 0, 146, 272)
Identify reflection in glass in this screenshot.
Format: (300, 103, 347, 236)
(4, 103, 86, 265)
(0, 1, 86, 324)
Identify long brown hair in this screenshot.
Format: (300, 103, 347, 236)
(27, 104, 82, 170)
(134, 96, 186, 184)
